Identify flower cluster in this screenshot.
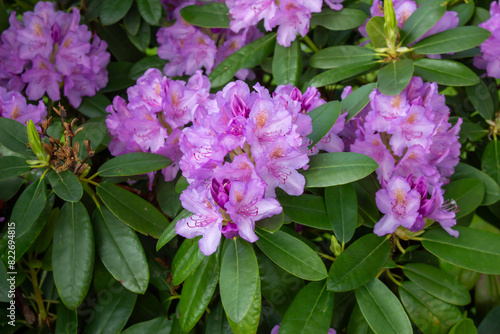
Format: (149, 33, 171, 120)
(0, 2, 110, 108)
(175, 81, 319, 255)
(227, 0, 343, 47)
(105, 69, 210, 182)
(346, 77, 461, 237)
(474, 1, 500, 78)
(0, 87, 46, 126)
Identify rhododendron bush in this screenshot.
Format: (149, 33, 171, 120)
(2, 0, 500, 332)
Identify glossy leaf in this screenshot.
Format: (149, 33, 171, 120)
(100, 0, 134, 25)
(413, 59, 479, 86)
(171, 237, 205, 286)
(156, 210, 191, 251)
(482, 140, 500, 184)
(226, 276, 261, 334)
(279, 281, 334, 334)
(356, 278, 412, 334)
(307, 62, 379, 88)
(328, 234, 391, 292)
(157, 179, 182, 217)
(255, 211, 284, 233)
(413, 27, 490, 54)
(378, 59, 414, 96)
(302, 152, 379, 188)
(325, 184, 357, 243)
(180, 3, 230, 28)
(101, 61, 136, 92)
(449, 319, 477, 334)
(348, 303, 375, 334)
(93, 207, 149, 294)
(98, 152, 171, 177)
(342, 83, 377, 121)
(0, 156, 31, 181)
(129, 56, 168, 81)
(452, 2, 475, 26)
(47, 170, 83, 202)
(205, 302, 233, 334)
(0, 118, 33, 158)
(307, 101, 341, 148)
(366, 16, 386, 48)
(310, 46, 377, 69)
(97, 183, 169, 238)
(310, 8, 367, 30)
(478, 305, 500, 334)
(10, 178, 47, 240)
(136, 0, 162, 25)
(466, 80, 495, 121)
(452, 163, 500, 206)
(55, 303, 77, 334)
(353, 182, 380, 227)
(124, 4, 141, 36)
(277, 193, 330, 230)
(400, 0, 446, 45)
(52, 202, 94, 310)
(122, 317, 172, 334)
(255, 229, 327, 281)
(126, 20, 150, 52)
(77, 94, 111, 118)
(73, 119, 108, 160)
(273, 39, 302, 86)
(443, 178, 484, 219)
(422, 226, 500, 274)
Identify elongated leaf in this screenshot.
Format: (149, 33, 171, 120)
(342, 83, 377, 121)
(179, 253, 220, 331)
(273, 39, 302, 86)
(307, 101, 341, 148)
(122, 317, 172, 334)
(171, 237, 205, 285)
(310, 46, 377, 69)
(0, 175, 25, 201)
(136, 0, 162, 25)
(255, 229, 327, 281)
(97, 25, 142, 63)
(77, 94, 111, 118)
(10, 178, 47, 237)
(325, 184, 357, 243)
(466, 80, 495, 121)
(124, 4, 141, 36)
(478, 305, 500, 334)
(47, 170, 83, 202)
(220, 238, 259, 323)
(310, 8, 367, 30)
(308, 62, 379, 88)
(413, 26, 490, 54)
(403, 263, 470, 305)
(180, 3, 230, 28)
(356, 279, 412, 334)
(129, 56, 168, 81)
(279, 281, 334, 334)
(400, 0, 446, 45)
(73, 119, 108, 160)
(100, 0, 134, 25)
(452, 2, 475, 26)
(97, 183, 169, 238)
(366, 16, 386, 48)
(348, 303, 375, 334)
(422, 226, 500, 274)
(399, 281, 463, 334)
(98, 152, 171, 177)
(353, 182, 380, 227)
(101, 61, 136, 92)
(482, 140, 500, 184)
(205, 302, 233, 334)
(451, 163, 500, 206)
(302, 152, 378, 188)
(53, 202, 94, 309)
(328, 234, 391, 292)
(413, 59, 479, 86)
(127, 20, 150, 52)
(256, 211, 284, 233)
(226, 276, 261, 334)
(278, 193, 330, 229)
(0, 118, 33, 158)
(378, 59, 414, 96)
(93, 207, 149, 294)
(449, 319, 477, 334)
(156, 210, 191, 251)
(444, 178, 484, 219)
(0, 156, 30, 181)
(55, 303, 77, 334)
(0, 1, 8, 33)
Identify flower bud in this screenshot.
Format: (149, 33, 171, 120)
(384, 0, 398, 49)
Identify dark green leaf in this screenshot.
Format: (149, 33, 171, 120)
(307, 101, 341, 148)
(366, 16, 386, 49)
(127, 20, 150, 52)
(53, 202, 94, 310)
(307, 62, 379, 88)
(205, 302, 233, 334)
(157, 179, 182, 218)
(0, 156, 30, 181)
(77, 94, 111, 118)
(31, 207, 59, 255)
(449, 319, 477, 334)
(97, 25, 142, 62)
(353, 182, 380, 227)
(444, 178, 484, 219)
(278, 193, 330, 230)
(328, 234, 391, 292)
(413, 59, 479, 86)
(466, 80, 495, 120)
(452, 163, 500, 206)
(273, 39, 302, 86)
(256, 212, 284, 233)
(98, 152, 171, 177)
(413, 27, 490, 54)
(422, 226, 500, 274)
(310, 46, 377, 69)
(342, 83, 378, 121)
(255, 229, 327, 281)
(124, 4, 141, 36)
(226, 276, 261, 334)
(137, 0, 162, 25)
(171, 237, 205, 286)
(55, 303, 77, 334)
(93, 207, 149, 294)
(101, 61, 136, 92)
(478, 305, 500, 334)
(180, 3, 230, 28)
(10, 178, 47, 239)
(400, 0, 446, 45)
(0, 118, 33, 158)
(100, 0, 134, 25)
(129, 56, 168, 81)
(279, 281, 334, 334)
(122, 317, 172, 334)
(156, 210, 191, 251)
(47, 170, 83, 202)
(73, 119, 108, 160)
(97, 183, 169, 238)
(378, 59, 414, 96)
(348, 303, 375, 334)
(472, 7, 491, 26)
(302, 152, 379, 188)
(0, 176, 25, 201)
(325, 184, 357, 243)
(451, 2, 475, 26)
(310, 8, 368, 30)
(482, 140, 500, 184)
(0, 1, 8, 33)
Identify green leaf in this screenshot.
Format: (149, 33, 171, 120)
(482, 140, 500, 184)
(307, 62, 379, 88)
(478, 305, 500, 334)
(279, 281, 334, 334)
(255, 229, 327, 281)
(77, 94, 111, 118)
(47, 170, 83, 202)
(277, 193, 330, 230)
(256, 212, 284, 233)
(10, 178, 47, 239)
(466, 80, 495, 120)
(412, 27, 490, 54)
(97, 183, 169, 238)
(310, 46, 377, 69)
(449, 319, 477, 334)
(179, 253, 220, 331)
(122, 317, 172, 334)
(129, 56, 168, 81)
(97, 25, 142, 62)
(399, 281, 463, 334)
(93, 207, 149, 294)
(0, 156, 31, 181)
(366, 16, 386, 49)
(353, 182, 380, 227)
(328, 234, 391, 292)
(124, 3, 141, 35)
(310, 8, 368, 30)
(400, 0, 446, 45)
(220, 238, 259, 323)
(0, 118, 33, 158)
(444, 178, 484, 219)
(156, 210, 191, 251)
(378, 59, 414, 96)
(342, 83, 377, 121)
(127, 20, 150, 52)
(348, 303, 376, 334)
(422, 226, 500, 274)
(209, 33, 276, 88)
(356, 278, 412, 334)
(100, 0, 134, 25)
(451, 2, 475, 26)
(205, 302, 233, 334)
(0, 176, 25, 201)
(83, 284, 137, 334)
(402, 263, 470, 305)
(307, 101, 341, 148)
(55, 303, 77, 334)
(273, 39, 302, 86)
(413, 59, 479, 86)
(101, 61, 136, 92)
(73, 119, 108, 160)
(171, 237, 205, 286)
(157, 179, 182, 217)
(0, 1, 8, 33)
(472, 7, 491, 26)
(226, 275, 261, 334)
(52, 202, 94, 310)
(136, 0, 162, 25)
(325, 184, 357, 244)
(452, 163, 500, 206)
(302, 152, 379, 188)
(98, 152, 171, 177)
(180, 3, 230, 28)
